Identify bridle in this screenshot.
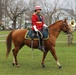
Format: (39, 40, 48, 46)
(61, 21, 70, 34)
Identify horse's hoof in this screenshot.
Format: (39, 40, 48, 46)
(12, 63, 15, 66)
(16, 64, 20, 67)
(42, 65, 45, 68)
(59, 66, 62, 69)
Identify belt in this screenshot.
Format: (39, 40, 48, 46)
(36, 21, 42, 23)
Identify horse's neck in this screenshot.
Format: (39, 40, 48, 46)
(49, 22, 62, 38)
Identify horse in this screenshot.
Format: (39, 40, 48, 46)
(6, 19, 71, 69)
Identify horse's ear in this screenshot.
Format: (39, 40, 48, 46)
(64, 18, 67, 22)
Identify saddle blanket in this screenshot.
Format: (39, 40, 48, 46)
(25, 29, 49, 40)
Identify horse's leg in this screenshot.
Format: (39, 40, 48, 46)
(41, 50, 49, 68)
(50, 46, 62, 69)
(12, 47, 20, 67)
(12, 49, 15, 66)
(12, 43, 24, 67)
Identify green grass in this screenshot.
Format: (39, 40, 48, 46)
(0, 31, 76, 75)
(0, 31, 11, 40)
(0, 37, 7, 40)
(0, 31, 10, 35)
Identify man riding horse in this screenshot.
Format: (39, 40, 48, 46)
(31, 6, 48, 52)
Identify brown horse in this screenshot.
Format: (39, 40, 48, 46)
(6, 19, 71, 69)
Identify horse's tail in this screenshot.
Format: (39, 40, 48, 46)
(6, 31, 13, 58)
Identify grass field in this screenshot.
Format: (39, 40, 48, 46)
(0, 31, 76, 75)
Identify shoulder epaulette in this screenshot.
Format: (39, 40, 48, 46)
(33, 13, 36, 15)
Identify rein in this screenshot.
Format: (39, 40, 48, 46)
(48, 21, 70, 33)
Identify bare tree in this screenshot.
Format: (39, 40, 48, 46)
(4, 0, 29, 29)
(40, 0, 65, 25)
(69, 0, 76, 20)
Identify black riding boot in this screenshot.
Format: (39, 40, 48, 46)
(37, 32, 45, 52)
(38, 39, 45, 52)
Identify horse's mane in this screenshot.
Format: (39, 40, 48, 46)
(48, 20, 63, 28)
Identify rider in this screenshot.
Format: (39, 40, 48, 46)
(31, 5, 47, 52)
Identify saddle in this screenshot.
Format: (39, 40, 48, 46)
(25, 28, 49, 40)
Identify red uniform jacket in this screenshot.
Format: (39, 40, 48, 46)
(32, 13, 44, 30)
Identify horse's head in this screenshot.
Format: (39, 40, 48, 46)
(61, 19, 72, 34)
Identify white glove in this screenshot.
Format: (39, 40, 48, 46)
(43, 24, 48, 27)
(33, 25, 39, 32)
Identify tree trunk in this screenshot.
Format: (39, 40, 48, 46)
(13, 20, 16, 29)
(0, 0, 2, 22)
(19, 16, 22, 29)
(49, 14, 52, 25)
(12, 16, 17, 29)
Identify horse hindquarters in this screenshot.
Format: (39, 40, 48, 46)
(12, 39, 25, 66)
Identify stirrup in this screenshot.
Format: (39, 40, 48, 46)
(38, 46, 45, 52)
